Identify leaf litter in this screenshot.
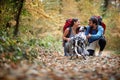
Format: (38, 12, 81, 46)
(0, 51, 120, 80)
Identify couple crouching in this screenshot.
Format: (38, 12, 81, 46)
(63, 17, 106, 57)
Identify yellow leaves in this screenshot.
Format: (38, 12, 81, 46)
(24, 0, 50, 19)
(8, 20, 16, 27)
(62, 0, 79, 18)
(77, 0, 101, 23)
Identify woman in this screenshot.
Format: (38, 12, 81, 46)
(63, 18, 80, 56)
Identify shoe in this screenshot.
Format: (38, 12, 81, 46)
(97, 51, 102, 57)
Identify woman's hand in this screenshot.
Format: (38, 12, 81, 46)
(66, 38, 71, 42)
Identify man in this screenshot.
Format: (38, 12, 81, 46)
(85, 16, 106, 56)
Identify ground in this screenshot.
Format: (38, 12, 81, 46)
(0, 0, 120, 80)
(0, 50, 120, 80)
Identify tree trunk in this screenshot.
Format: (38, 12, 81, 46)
(104, 0, 109, 9)
(13, 0, 24, 37)
(102, 0, 109, 16)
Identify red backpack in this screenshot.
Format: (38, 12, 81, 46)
(97, 16, 106, 34)
(101, 22, 106, 34)
(63, 19, 72, 33)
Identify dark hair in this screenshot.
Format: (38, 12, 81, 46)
(89, 16, 98, 25)
(70, 18, 78, 27)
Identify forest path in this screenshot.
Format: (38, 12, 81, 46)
(0, 50, 120, 80)
(0, 0, 120, 80)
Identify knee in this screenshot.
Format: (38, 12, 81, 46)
(99, 38, 106, 44)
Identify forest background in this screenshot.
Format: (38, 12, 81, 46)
(0, 0, 120, 60)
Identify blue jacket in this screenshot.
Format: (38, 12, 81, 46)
(85, 25, 104, 43)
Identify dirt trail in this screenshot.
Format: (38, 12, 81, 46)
(0, 50, 120, 80)
(94, 50, 115, 56)
(0, 1, 120, 79)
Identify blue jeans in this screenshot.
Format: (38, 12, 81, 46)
(63, 42, 70, 56)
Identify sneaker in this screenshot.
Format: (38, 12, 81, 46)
(97, 51, 102, 56)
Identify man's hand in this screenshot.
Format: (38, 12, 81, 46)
(86, 34, 91, 39)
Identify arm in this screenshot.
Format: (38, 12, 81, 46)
(85, 26, 90, 35)
(63, 28, 70, 41)
(89, 26, 104, 41)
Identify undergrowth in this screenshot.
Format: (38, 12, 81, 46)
(0, 29, 62, 62)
